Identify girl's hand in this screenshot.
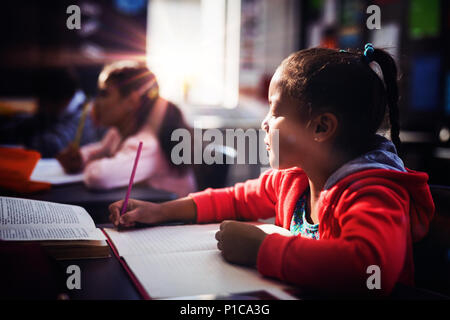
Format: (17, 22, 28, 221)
(56, 144, 83, 173)
(215, 221, 268, 267)
(108, 199, 165, 228)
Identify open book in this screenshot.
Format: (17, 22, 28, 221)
(0, 196, 109, 260)
(103, 223, 294, 299)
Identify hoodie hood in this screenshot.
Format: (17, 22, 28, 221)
(324, 134, 406, 190)
(323, 134, 435, 242)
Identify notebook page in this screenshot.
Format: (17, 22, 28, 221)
(0, 197, 105, 241)
(123, 249, 290, 299)
(104, 223, 220, 256)
(256, 223, 293, 237)
(30, 158, 84, 185)
(104, 222, 292, 257)
(161, 288, 299, 300)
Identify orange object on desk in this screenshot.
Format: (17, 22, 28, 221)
(0, 147, 51, 193)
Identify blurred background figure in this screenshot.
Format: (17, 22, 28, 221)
(57, 62, 197, 197)
(0, 68, 100, 157)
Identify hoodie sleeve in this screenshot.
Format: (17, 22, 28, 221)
(257, 180, 411, 296)
(189, 169, 281, 223)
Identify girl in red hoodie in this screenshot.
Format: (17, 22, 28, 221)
(109, 45, 435, 297)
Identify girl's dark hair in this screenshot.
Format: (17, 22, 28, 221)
(100, 61, 192, 175)
(279, 47, 401, 157)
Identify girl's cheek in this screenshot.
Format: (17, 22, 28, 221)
(267, 119, 278, 143)
(91, 105, 100, 126)
(286, 134, 297, 144)
(276, 122, 298, 149)
(269, 118, 286, 137)
(268, 117, 281, 132)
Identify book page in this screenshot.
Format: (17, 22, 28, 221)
(124, 250, 290, 299)
(30, 158, 84, 185)
(0, 197, 105, 241)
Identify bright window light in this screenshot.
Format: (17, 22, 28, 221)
(147, 0, 240, 108)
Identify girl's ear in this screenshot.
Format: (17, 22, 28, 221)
(126, 90, 142, 109)
(312, 112, 338, 142)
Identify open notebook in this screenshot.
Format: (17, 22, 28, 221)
(103, 223, 294, 299)
(30, 158, 84, 185)
(0, 196, 109, 259)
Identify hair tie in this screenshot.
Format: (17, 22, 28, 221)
(363, 43, 375, 62)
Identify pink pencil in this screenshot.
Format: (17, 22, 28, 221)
(120, 141, 143, 218)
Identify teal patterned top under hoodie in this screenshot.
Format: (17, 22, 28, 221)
(290, 189, 320, 240)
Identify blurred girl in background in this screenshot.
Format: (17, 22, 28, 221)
(58, 61, 196, 197)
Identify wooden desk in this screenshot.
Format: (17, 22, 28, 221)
(2, 224, 448, 300)
(0, 226, 142, 300)
(58, 241, 142, 299)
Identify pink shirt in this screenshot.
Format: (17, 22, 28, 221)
(80, 127, 196, 198)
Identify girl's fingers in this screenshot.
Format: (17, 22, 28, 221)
(119, 209, 140, 225)
(121, 221, 136, 228)
(219, 220, 231, 231)
(108, 201, 123, 226)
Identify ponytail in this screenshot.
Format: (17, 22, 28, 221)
(370, 48, 402, 154)
(157, 101, 192, 176)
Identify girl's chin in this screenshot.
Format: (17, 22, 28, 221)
(269, 153, 293, 170)
(269, 153, 280, 169)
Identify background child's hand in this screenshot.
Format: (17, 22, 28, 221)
(215, 220, 268, 267)
(108, 199, 165, 228)
(56, 144, 83, 173)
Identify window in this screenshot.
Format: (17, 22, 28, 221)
(147, 0, 240, 108)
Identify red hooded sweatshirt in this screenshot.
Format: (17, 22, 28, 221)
(189, 136, 435, 296)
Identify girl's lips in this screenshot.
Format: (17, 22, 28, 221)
(265, 141, 271, 151)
